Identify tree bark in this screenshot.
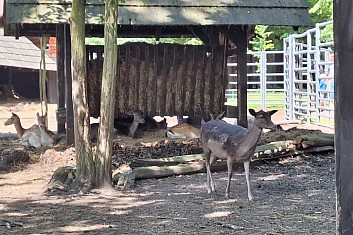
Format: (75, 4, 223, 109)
(70, 0, 95, 191)
(95, 0, 118, 187)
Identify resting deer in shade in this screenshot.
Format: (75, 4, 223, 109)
(201, 109, 277, 200)
(36, 112, 56, 146)
(115, 110, 145, 138)
(168, 111, 225, 139)
(166, 123, 201, 139)
(4, 113, 41, 148)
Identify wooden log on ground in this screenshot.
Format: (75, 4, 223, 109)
(130, 154, 204, 168)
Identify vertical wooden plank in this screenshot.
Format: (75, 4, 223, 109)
(235, 26, 248, 128)
(139, 46, 148, 114)
(211, 47, 220, 115)
(170, 45, 178, 114)
(335, 0, 353, 233)
(203, 46, 211, 115)
(146, 45, 152, 115)
(116, 46, 124, 115)
(147, 45, 155, 115)
(128, 47, 137, 110)
(56, 24, 66, 133)
(187, 47, 197, 116)
(208, 46, 217, 115)
(194, 47, 206, 115)
(199, 47, 207, 115)
(165, 46, 173, 114)
(155, 45, 161, 115)
(159, 45, 168, 115)
(135, 45, 141, 112)
(64, 24, 74, 145)
(125, 45, 131, 111)
(176, 46, 187, 114)
(151, 45, 159, 116)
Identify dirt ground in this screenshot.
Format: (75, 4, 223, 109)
(0, 100, 335, 234)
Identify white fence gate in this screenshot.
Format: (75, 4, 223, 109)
(226, 21, 334, 129)
(284, 20, 334, 128)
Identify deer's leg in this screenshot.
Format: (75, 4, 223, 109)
(209, 153, 217, 166)
(244, 161, 253, 201)
(225, 158, 234, 198)
(204, 150, 216, 194)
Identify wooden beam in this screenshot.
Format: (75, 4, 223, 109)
(189, 26, 220, 45)
(56, 24, 66, 134)
(235, 26, 248, 128)
(64, 24, 74, 145)
(334, 0, 353, 233)
(219, 26, 249, 127)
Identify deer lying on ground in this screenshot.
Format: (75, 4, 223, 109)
(139, 117, 168, 132)
(90, 123, 118, 141)
(166, 123, 201, 139)
(36, 112, 57, 146)
(167, 111, 225, 139)
(115, 115, 167, 133)
(4, 113, 41, 148)
(201, 109, 278, 200)
(114, 110, 145, 138)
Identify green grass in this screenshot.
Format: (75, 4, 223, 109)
(225, 91, 285, 109)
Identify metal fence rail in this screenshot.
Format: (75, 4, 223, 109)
(226, 21, 334, 129)
(284, 20, 334, 128)
(226, 50, 285, 109)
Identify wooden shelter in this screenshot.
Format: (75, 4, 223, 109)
(4, 0, 313, 143)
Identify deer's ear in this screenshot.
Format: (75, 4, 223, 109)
(217, 111, 225, 119)
(249, 109, 256, 117)
(268, 110, 278, 116)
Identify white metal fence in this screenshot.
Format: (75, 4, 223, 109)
(283, 20, 334, 128)
(225, 50, 285, 109)
(226, 21, 334, 129)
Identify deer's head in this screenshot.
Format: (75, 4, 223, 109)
(4, 113, 20, 126)
(249, 109, 277, 130)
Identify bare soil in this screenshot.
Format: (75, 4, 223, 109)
(0, 100, 335, 234)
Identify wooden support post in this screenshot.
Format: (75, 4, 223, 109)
(334, 0, 353, 233)
(219, 26, 249, 127)
(65, 24, 74, 145)
(56, 24, 66, 133)
(235, 26, 248, 128)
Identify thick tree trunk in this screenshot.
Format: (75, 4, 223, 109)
(70, 0, 95, 191)
(95, 0, 118, 187)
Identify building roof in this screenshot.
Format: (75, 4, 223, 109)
(4, 0, 313, 36)
(0, 28, 57, 71)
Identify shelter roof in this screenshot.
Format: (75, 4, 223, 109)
(0, 28, 57, 71)
(4, 0, 313, 36)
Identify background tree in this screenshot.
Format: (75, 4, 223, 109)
(253, 0, 333, 50)
(70, 0, 95, 191)
(95, 0, 118, 187)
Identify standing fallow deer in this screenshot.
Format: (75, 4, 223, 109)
(4, 113, 41, 148)
(201, 109, 278, 200)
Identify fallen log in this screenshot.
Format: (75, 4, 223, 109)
(121, 145, 334, 181)
(130, 154, 204, 168)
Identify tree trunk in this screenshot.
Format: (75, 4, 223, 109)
(95, 0, 118, 187)
(70, 0, 95, 191)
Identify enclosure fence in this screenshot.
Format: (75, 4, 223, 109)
(283, 20, 334, 128)
(225, 50, 285, 109)
(226, 20, 334, 129)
